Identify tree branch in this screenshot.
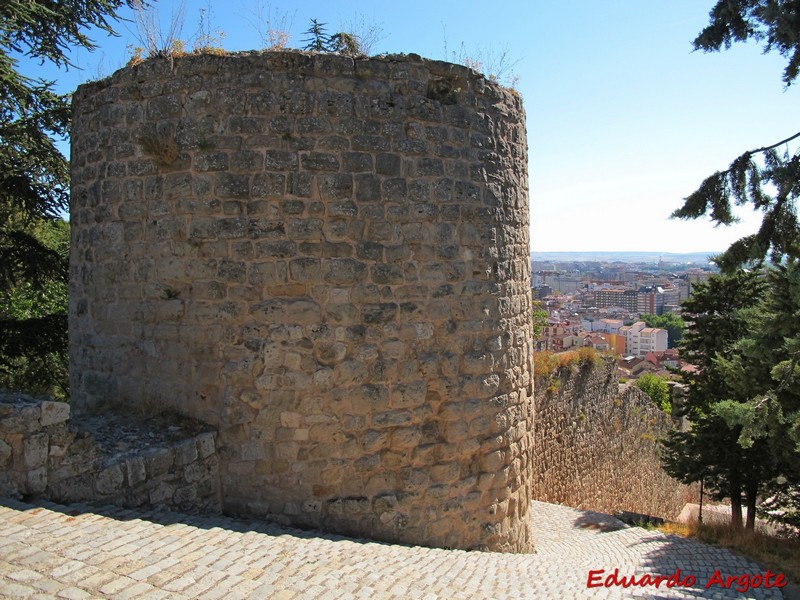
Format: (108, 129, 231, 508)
(751, 131, 800, 155)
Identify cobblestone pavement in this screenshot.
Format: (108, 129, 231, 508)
(0, 497, 794, 599)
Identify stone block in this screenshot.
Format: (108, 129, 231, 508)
(0, 438, 11, 467)
(391, 381, 427, 409)
(174, 439, 199, 466)
(96, 463, 125, 495)
(39, 401, 70, 427)
(27, 467, 47, 494)
(173, 485, 197, 505)
(324, 258, 368, 285)
(149, 482, 175, 504)
(183, 462, 205, 484)
(0, 404, 40, 434)
(371, 410, 413, 429)
(144, 448, 174, 478)
(23, 433, 48, 468)
(126, 456, 147, 486)
(390, 427, 422, 449)
(196, 432, 216, 458)
(332, 360, 369, 388)
(301, 152, 338, 171)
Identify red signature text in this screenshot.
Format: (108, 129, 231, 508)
(587, 568, 788, 592)
(587, 568, 695, 589)
(705, 569, 787, 593)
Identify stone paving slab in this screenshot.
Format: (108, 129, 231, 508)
(0, 497, 794, 599)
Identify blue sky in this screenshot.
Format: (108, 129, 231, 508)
(28, 0, 799, 253)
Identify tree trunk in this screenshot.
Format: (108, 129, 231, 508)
(745, 481, 758, 530)
(730, 480, 743, 529)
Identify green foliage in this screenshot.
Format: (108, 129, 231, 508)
(663, 271, 767, 527)
(641, 312, 685, 348)
(533, 350, 558, 381)
(676, 0, 800, 510)
(531, 302, 548, 339)
(710, 262, 800, 465)
(694, 0, 800, 86)
(679, 271, 767, 411)
(672, 141, 800, 272)
(635, 373, 671, 413)
(672, 2, 800, 272)
(302, 19, 365, 56)
(664, 265, 800, 530)
(0, 219, 69, 399)
(302, 19, 331, 52)
(1, 0, 135, 398)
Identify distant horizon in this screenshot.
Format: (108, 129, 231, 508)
(531, 250, 719, 264)
(531, 250, 720, 255)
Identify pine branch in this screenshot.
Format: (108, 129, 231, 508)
(750, 131, 800, 154)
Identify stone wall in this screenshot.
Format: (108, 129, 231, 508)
(0, 392, 221, 512)
(532, 359, 691, 520)
(69, 51, 533, 551)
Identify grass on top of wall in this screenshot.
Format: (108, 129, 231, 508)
(533, 347, 605, 383)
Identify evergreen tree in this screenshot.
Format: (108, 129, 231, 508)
(0, 0, 136, 397)
(671, 1, 800, 272)
(662, 271, 769, 528)
(302, 19, 332, 52)
(712, 262, 800, 528)
(665, 1, 800, 530)
(302, 19, 365, 57)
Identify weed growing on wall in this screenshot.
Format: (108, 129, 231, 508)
(247, 2, 295, 50)
(129, 0, 186, 59)
(534, 348, 605, 392)
(138, 132, 179, 166)
(127, 0, 226, 66)
(441, 31, 521, 89)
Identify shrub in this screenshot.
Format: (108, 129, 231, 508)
(635, 373, 671, 413)
(533, 351, 557, 380)
(534, 347, 604, 382)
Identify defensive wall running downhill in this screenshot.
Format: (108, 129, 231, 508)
(532, 358, 693, 521)
(68, 51, 534, 552)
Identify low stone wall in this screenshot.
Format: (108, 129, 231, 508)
(0, 392, 221, 513)
(532, 359, 692, 520)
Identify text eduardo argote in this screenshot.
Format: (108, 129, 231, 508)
(587, 568, 787, 593)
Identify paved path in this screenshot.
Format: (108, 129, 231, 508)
(0, 497, 793, 599)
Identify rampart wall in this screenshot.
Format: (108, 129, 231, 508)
(69, 51, 533, 551)
(532, 359, 692, 520)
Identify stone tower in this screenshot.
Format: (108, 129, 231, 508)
(69, 51, 534, 551)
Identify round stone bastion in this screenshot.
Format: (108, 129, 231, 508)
(69, 50, 534, 552)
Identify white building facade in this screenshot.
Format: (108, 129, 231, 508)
(619, 321, 668, 356)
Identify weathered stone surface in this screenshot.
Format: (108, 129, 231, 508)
(23, 434, 49, 468)
(531, 360, 693, 521)
(0, 439, 11, 467)
(0, 394, 222, 510)
(96, 464, 125, 494)
(69, 51, 533, 553)
(40, 401, 70, 427)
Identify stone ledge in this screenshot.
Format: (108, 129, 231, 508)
(0, 391, 221, 514)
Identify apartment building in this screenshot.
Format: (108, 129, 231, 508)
(618, 321, 668, 356)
